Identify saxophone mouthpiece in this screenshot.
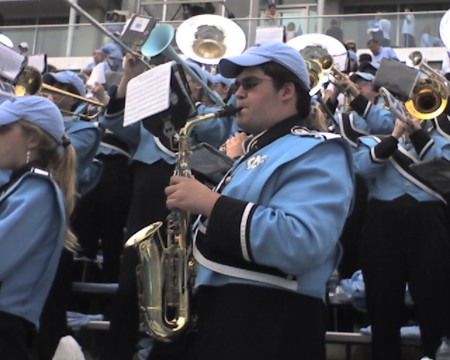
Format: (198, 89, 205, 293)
(217, 106, 243, 118)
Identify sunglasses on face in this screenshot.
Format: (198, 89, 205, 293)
(235, 77, 273, 91)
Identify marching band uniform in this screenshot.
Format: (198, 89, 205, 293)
(193, 120, 354, 359)
(160, 41, 354, 360)
(0, 168, 66, 359)
(328, 72, 395, 281)
(101, 59, 236, 360)
(38, 71, 102, 360)
(354, 127, 450, 359)
(0, 96, 72, 360)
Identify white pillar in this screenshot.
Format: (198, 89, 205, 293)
(317, 0, 325, 34)
(66, 0, 77, 56)
(248, 0, 261, 47)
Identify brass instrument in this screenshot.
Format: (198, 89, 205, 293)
(407, 51, 449, 120)
(405, 77, 449, 120)
(175, 14, 246, 66)
(13, 65, 106, 119)
(124, 106, 241, 342)
(409, 51, 450, 88)
(286, 33, 348, 96)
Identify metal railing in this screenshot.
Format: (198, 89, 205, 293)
(0, 10, 446, 60)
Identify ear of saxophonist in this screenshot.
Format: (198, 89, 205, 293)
(124, 106, 241, 342)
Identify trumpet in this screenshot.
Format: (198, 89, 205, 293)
(409, 51, 450, 87)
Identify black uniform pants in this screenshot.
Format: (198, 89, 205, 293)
(0, 311, 34, 360)
(361, 195, 450, 360)
(101, 160, 174, 360)
(193, 284, 326, 360)
(72, 154, 131, 282)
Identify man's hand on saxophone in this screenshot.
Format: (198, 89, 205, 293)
(165, 175, 221, 217)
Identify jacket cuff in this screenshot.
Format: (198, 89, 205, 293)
(372, 136, 398, 161)
(410, 129, 434, 159)
(206, 195, 256, 263)
(350, 94, 371, 118)
(326, 98, 337, 115)
(104, 86, 125, 118)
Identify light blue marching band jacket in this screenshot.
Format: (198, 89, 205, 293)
(333, 95, 395, 147)
(0, 168, 66, 325)
(64, 113, 102, 196)
(101, 95, 236, 165)
(353, 128, 450, 203)
(193, 115, 355, 301)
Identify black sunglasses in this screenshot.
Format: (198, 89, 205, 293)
(235, 77, 273, 91)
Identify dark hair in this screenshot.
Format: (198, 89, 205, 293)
(359, 53, 373, 62)
(367, 39, 379, 46)
(260, 61, 311, 118)
(268, 3, 276, 9)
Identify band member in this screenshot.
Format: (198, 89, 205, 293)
(354, 116, 450, 360)
(38, 70, 102, 360)
(165, 41, 354, 359)
(0, 96, 77, 360)
(101, 53, 236, 360)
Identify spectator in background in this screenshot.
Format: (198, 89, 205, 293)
(401, 7, 416, 47)
(263, 3, 280, 26)
(105, 10, 124, 35)
(18, 42, 29, 56)
(81, 49, 111, 77)
(285, 22, 302, 42)
(420, 25, 444, 47)
(377, 13, 392, 47)
(367, 15, 382, 43)
(367, 39, 399, 64)
(326, 19, 343, 43)
(441, 51, 450, 79)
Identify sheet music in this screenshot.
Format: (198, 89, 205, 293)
(124, 61, 172, 127)
(0, 43, 25, 81)
(28, 54, 47, 73)
(87, 63, 106, 86)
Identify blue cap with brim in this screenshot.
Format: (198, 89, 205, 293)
(213, 74, 235, 87)
(350, 72, 375, 82)
(218, 42, 310, 89)
(358, 61, 379, 72)
(0, 96, 65, 142)
(44, 70, 86, 96)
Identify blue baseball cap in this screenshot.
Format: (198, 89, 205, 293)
(185, 61, 208, 85)
(0, 96, 65, 142)
(350, 72, 375, 82)
(213, 73, 235, 87)
(43, 70, 86, 96)
(218, 42, 310, 89)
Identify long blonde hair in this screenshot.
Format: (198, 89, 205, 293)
(19, 120, 78, 252)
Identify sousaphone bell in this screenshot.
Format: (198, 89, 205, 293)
(175, 14, 246, 66)
(286, 33, 348, 94)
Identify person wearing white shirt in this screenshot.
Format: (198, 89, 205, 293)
(441, 51, 450, 78)
(401, 8, 415, 47)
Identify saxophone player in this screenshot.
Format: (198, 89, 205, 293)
(165, 42, 354, 360)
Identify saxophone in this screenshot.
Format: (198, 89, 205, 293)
(124, 106, 240, 342)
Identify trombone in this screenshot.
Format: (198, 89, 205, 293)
(15, 66, 106, 120)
